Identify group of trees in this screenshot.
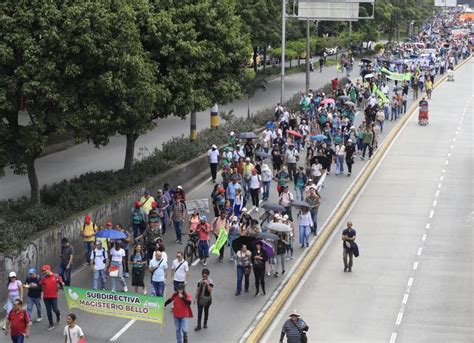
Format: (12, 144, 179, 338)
(0, 0, 250, 204)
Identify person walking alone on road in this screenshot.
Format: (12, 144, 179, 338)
(279, 309, 309, 343)
(39, 265, 64, 330)
(4, 298, 31, 343)
(63, 313, 84, 343)
(342, 221, 357, 272)
(165, 284, 193, 343)
(208, 144, 220, 183)
(59, 238, 74, 287)
(91, 241, 108, 290)
(24, 268, 42, 323)
(194, 269, 213, 331)
(252, 242, 268, 296)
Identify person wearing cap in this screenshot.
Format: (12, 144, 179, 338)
(80, 215, 97, 266)
(280, 310, 309, 343)
(294, 167, 307, 201)
(4, 271, 23, 328)
(130, 201, 148, 238)
(155, 189, 170, 234)
(90, 240, 108, 290)
(242, 157, 255, 200)
(173, 185, 186, 205)
(59, 238, 74, 287)
(24, 268, 42, 322)
(279, 186, 294, 221)
(164, 284, 193, 343)
(345, 139, 356, 176)
(39, 265, 63, 330)
(5, 298, 31, 342)
(249, 168, 262, 212)
(285, 143, 299, 181)
(171, 198, 186, 244)
(207, 144, 220, 183)
(335, 141, 346, 175)
(196, 216, 211, 265)
(140, 190, 155, 214)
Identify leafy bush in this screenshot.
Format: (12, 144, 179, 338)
(0, 83, 328, 252)
(374, 42, 385, 54)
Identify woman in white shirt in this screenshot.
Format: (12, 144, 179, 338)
(298, 208, 314, 248)
(335, 142, 346, 175)
(249, 169, 262, 212)
(109, 241, 128, 292)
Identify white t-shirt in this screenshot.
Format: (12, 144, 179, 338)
(90, 248, 108, 270)
(64, 325, 84, 343)
(110, 248, 125, 262)
(249, 174, 261, 189)
(208, 149, 219, 163)
(172, 259, 189, 282)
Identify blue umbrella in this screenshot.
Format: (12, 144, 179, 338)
(310, 134, 327, 142)
(95, 229, 127, 239)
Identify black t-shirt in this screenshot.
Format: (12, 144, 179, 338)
(345, 145, 356, 160)
(60, 245, 75, 265)
(342, 228, 356, 249)
(25, 276, 42, 298)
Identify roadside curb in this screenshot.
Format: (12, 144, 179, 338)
(244, 56, 472, 342)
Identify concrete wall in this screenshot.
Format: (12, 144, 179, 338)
(0, 150, 211, 303)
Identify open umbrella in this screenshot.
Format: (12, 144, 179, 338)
(286, 130, 303, 138)
(344, 101, 356, 107)
(364, 73, 374, 79)
(292, 200, 312, 208)
(254, 150, 271, 159)
(310, 134, 327, 142)
(338, 95, 350, 101)
(256, 232, 279, 241)
(267, 222, 292, 232)
(257, 240, 275, 258)
(262, 203, 286, 213)
(321, 98, 335, 106)
(393, 86, 402, 92)
(96, 229, 127, 239)
(361, 58, 372, 63)
(232, 236, 256, 252)
(237, 132, 258, 140)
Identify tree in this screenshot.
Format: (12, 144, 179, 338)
(242, 69, 267, 118)
(0, 1, 75, 204)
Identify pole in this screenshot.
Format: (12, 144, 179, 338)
(305, 20, 310, 94)
(280, 0, 286, 104)
(190, 111, 197, 141)
(349, 21, 352, 45)
(210, 104, 219, 129)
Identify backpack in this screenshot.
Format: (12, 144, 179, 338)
(132, 209, 143, 224)
(148, 208, 160, 224)
(93, 249, 107, 265)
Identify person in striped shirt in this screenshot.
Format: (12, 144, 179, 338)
(280, 309, 309, 343)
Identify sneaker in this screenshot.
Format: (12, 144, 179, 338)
(255, 207, 259, 212)
(235, 292, 240, 296)
(143, 288, 147, 295)
(203, 259, 207, 266)
(203, 322, 208, 329)
(36, 317, 43, 323)
(175, 239, 180, 243)
(266, 271, 271, 276)
(194, 326, 202, 332)
(274, 272, 279, 278)
(47, 325, 55, 331)
(285, 256, 290, 261)
(56, 315, 60, 324)
(124, 273, 129, 278)
(123, 286, 128, 292)
(290, 256, 294, 260)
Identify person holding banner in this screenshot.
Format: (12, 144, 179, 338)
(165, 284, 193, 343)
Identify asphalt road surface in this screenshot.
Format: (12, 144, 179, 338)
(22, 73, 424, 343)
(264, 60, 473, 342)
(0, 61, 345, 200)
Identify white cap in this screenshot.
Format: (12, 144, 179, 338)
(9, 271, 16, 278)
(242, 207, 248, 212)
(283, 215, 289, 220)
(232, 216, 238, 221)
(211, 144, 217, 149)
(177, 185, 183, 190)
(348, 139, 353, 142)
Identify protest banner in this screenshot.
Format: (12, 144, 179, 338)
(381, 68, 412, 81)
(65, 287, 164, 324)
(185, 198, 210, 215)
(211, 228, 228, 255)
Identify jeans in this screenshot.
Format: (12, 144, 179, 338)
(309, 209, 318, 235)
(362, 143, 373, 158)
(173, 221, 184, 242)
(174, 317, 188, 343)
(93, 269, 107, 290)
(299, 225, 310, 247)
(59, 262, 71, 286)
(262, 181, 270, 200)
(210, 163, 218, 181)
(336, 155, 344, 174)
(4, 296, 15, 315)
(83, 241, 94, 264)
(197, 303, 211, 327)
(132, 223, 142, 238)
(198, 240, 209, 259)
(357, 138, 363, 152)
(11, 336, 25, 343)
(109, 261, 126, 292)
(376, 119, 384, 133)
(276, 253, 286, 273)
(27, 296, 42, 320)
(383, 106, 390, 120)
(294, 187, 303, 201)
(152, 281, 165, 297)
(43, 298, 60, 326)
(283, 206, 293, 221)
(236, 265, 250, 294)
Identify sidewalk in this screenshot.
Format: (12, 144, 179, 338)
(0, 62, 352, 200)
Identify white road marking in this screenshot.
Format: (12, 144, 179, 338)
(452, 137, 456, 142)
(432, 200, 437, 207)
(110, 319, 136, 341)
(417, 247, 423, 256)
(413, 261, 419, 270)
(407, 277, 414, 287)
(435, 190, 440, 197)
(429, 210, 434, 218)
(445, 160, 449, 165)
(422, 234, 427, 242)
(437, 183, 442, 189)
(395, 312, 404, 325)
(390, 332, 398, 343)
(447, 152, 451, 157)
(439, 175, 444, 181)
(402, 293, 409, 305)
(426, 223, 431, 229)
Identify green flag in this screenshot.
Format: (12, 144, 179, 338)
(211, 228, 228, 255)
(336, 63, 342, 72)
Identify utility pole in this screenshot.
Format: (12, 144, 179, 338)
(305, 20, 310, 94)
(190, 112, 197, 141)
(280, 0, 286, 104)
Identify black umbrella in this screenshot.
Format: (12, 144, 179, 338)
(232, 236, 257, 252)
(393, 86, 402, 92)
(338, 95, 350, 101)
(361, 58, 372, 63)
(237, 132, 258, 140)
(256, 232, 279, 241)
(254, 150, 271, 159)
(262, 203, 286, 213)
(291, 200, 312, 208)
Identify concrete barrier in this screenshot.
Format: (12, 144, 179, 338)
(244, 56, 472, 342)
(0, 149, 212, 304)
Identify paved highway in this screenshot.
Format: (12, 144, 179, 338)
(23, 72, 421, 342)
(0, 61, 345, 200)
(264, 59, 473, 342)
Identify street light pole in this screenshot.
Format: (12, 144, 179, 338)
(305, 20, 310, 94)
(280, 0, 286, 104)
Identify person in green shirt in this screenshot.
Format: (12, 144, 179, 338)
(361, 127, 373, 160)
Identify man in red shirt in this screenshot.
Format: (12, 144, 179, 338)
(196, 216, 211, 266)
(38, 265, 64, 330)
(5, 298, 31, 343)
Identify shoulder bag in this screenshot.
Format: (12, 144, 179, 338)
(291, 320, 308, 343)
